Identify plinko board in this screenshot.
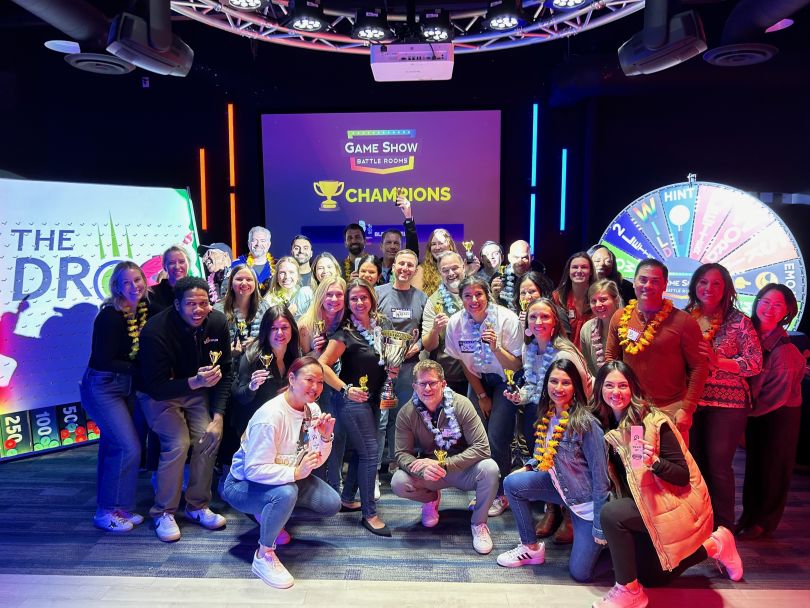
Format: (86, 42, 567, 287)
(0, 178, 203, 460)
(599, 181, 805, 329)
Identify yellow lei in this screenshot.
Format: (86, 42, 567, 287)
(247, 253, 276, 276)
(344, 257, 353, 280)
(617, 299, 673, 355)
(533, 407, 570, 471)
(690, 308, 722, 343)
(125, 300, 149, 360)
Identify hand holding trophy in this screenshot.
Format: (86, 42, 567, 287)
(504, 369, 521, 404)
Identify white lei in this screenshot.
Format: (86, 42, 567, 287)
(437, 284, 460, 316)
(351, 314, 383, 365)
(412, 388, 463, 450)
(523, 341, 557, 404)
(465, 304, 498, 370)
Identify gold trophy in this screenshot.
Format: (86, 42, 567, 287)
(314, 319, 327, 348)
(519, 299, 528, 312)
(505, 369, 518, 394)
(259, 353, 274, 370)
(314, 180, 345, 212)
(209, 351, 222, 366)
(358, 375, 369, 392)
(461, 240, 475, 263)
(434, 301, 444, 315)
(434, 449, 448, 468)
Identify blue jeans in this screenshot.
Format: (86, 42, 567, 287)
(312, 384, 346, 493)
(222, 473, 340, 548)
(80, 368, 141, 512)
(468, 373, 517, 493)
(336, 396, 380, 518)
(377, 358, 417, 467)
(504, 469, 603, 582)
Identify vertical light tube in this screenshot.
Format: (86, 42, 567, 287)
(560, 148, 568, 232)
(529, 103, 539, 253)
(198, 148, 208, 231)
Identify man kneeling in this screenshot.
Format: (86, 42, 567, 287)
(392, 360, 500, 554)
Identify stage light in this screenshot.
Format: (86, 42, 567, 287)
(420, 10, 453, 42)
(485, 0, 523, 31)
(352, 8, 392, 41)
(551, 0, 593, 9)
(228, 0, 263, 11)
(765, 18, 794, 33)
(289, 0, 325, 32)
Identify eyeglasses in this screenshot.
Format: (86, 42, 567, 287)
(414, 380, 442, 390)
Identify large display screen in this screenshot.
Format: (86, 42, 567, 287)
(598, 181, 806, 329)
(0, 178, 203, 460)
(260, 111, 501, 255)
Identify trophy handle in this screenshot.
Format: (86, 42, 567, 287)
(373, 325, 383, 361)
(334, 182, 345, 195)
(313, 182, 325, 196)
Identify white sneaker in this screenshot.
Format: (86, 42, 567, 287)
(374, 476, 381, 501)
(154, 512, 181, 542)
(711, 526, 743, 581)
(93, 509, 134, 534)
(276, 528, 292, 546)
(592, 583, 649, 608)
(114, 509, 144, 526)
(488, 495, 509, 517)
(496, 543, 545, 567)
(421, 492, 441, 528)
(185, 506, 226, 530)
(471, 523, 493, 555)
(252, 549, 294, 589)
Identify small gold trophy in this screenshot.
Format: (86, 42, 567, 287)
(259, 353, 274, 370)
(209, 351, 222, 366)
(519, 299, 528, 312)
(434, 301, 444, 315)
(461, 240, 475, 263)
(315, 319, 326, 336)
(358, 375, 369, 392)
(434, 449, 448, 468)
(505, 369, 518, 393)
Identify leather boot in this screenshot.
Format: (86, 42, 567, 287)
(553, 507, 574, 545)
(534, 503, 562, 538)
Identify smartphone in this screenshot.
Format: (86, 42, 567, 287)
(630, 425, 645, 469)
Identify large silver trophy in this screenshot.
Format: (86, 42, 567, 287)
(375, 329, 419, 410)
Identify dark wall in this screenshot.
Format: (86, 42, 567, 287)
(1, 13, 808, 320)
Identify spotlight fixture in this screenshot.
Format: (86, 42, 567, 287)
(228, 0, 263, 11)
(485, 0, 524, 31)
(289, 0, 325, 32)
(352, 8, 392, 41)
(420, 9, 453, 42)
(550, 0, 593, 9)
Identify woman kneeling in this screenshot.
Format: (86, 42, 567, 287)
(222, 356, 341, 588)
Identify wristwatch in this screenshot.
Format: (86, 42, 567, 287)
(341, 384, 354, 397)
(477, 391, 487, 400)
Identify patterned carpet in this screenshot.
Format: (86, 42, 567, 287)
(2, 445, 809, 589)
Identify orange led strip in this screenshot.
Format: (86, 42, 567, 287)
(227, 103, 236, 188)
(198, 148, 208, 231)
(230, 192, 238, 257)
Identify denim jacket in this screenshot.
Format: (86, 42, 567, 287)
(526, 414, 610, 540)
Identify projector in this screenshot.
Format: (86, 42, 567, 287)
(370, 43, 454, 82)
(618, 11, 707, 76)
(107, 13, 194, 77)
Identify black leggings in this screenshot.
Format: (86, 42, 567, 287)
(601, 497, 708, 587)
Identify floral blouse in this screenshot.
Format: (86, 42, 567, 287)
(698, 308, 762, 409)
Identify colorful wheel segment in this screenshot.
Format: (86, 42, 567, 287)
(599, 181, 806, 329)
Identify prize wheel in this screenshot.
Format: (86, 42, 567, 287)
(598, 181, 806, 329)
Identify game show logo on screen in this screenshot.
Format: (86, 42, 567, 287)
(598, 180, 806, 329)
(262, 111, 501, 254)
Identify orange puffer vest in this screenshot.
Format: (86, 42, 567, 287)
(604, 409, 713, 571)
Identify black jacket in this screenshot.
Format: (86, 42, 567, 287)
(137, 307, 233, 416)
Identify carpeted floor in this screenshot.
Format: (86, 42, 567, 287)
(2, 445, 809, 589)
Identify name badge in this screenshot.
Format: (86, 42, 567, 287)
(627, 328, 641, 342)
(459, 339, 478, 353)
(567, 309, 576, 320)
(392, 308, 412, 320)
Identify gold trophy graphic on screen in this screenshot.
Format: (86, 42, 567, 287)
(314, 180, 345, 211)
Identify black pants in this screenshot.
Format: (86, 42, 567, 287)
(740, 406, 801, 534)
(601, 497, 708, 587)
(689, 406, 748, 530)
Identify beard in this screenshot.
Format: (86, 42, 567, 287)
(348, 243, 364, 256)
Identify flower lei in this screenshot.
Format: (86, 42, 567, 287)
(690, 308, 722, 343)
(617, 299, 674, 355)
(591, 320, 605, 368)
(125, 300, 149, 360)
(533, 407, 570, 471)
(343, 257, 353, 280)
(437, 284, 460, 316)
(351, 314, 384, 365)
(246, 253, 276, 276)
(523, 341, 557, 404)
(412, 387, 463, 450)
(465, 304, 498, 370)
(501, 265, 516, 308)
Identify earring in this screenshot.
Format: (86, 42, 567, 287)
(524, 328, 533, 337)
